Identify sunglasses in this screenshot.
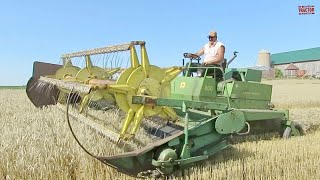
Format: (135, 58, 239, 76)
(208, 36, 216, 39)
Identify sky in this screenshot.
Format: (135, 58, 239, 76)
(0, 0, 319, 85)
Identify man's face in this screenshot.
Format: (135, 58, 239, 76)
(208, 36, 217, 43)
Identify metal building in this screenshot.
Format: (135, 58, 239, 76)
(271, 47, 320, 77)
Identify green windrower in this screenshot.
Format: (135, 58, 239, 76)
(26, 42, 304, 177)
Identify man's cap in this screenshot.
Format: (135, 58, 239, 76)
(208, 31, 217, 37)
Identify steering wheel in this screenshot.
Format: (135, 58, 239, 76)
(183, 53, 201, 60)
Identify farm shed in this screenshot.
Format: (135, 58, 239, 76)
(285, 63, 299, 77)
(271, 47, 320, 76)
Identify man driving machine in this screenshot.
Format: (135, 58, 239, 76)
(188, 31, 225, 77)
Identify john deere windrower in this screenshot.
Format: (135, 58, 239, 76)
(26, 41, 304, 177)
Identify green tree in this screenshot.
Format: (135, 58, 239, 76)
(275, 68, 284, 78)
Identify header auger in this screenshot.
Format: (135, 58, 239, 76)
(27, 41, 304, 177)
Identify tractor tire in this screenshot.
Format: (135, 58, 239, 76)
(282, 122, 304, 139)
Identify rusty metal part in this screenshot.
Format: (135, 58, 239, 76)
(26, 61, 62, 108)
(31, 61, 62, 79)
(26, 77, 60, 108)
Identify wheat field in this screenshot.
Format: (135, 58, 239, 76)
(1, 79, 320, 180)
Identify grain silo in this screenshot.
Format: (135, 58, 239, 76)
(256, 50, 274, 78)
(257, 49, 271, 68)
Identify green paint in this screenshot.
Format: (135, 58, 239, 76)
(271, 47, 320, 65)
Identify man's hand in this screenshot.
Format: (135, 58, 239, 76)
(189, 53, 199, 59)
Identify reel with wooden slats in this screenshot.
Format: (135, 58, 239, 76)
(26, 41, 183, 142)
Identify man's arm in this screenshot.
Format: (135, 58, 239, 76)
(204, 46, 225, 65)
(195, 47, 204, 57)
